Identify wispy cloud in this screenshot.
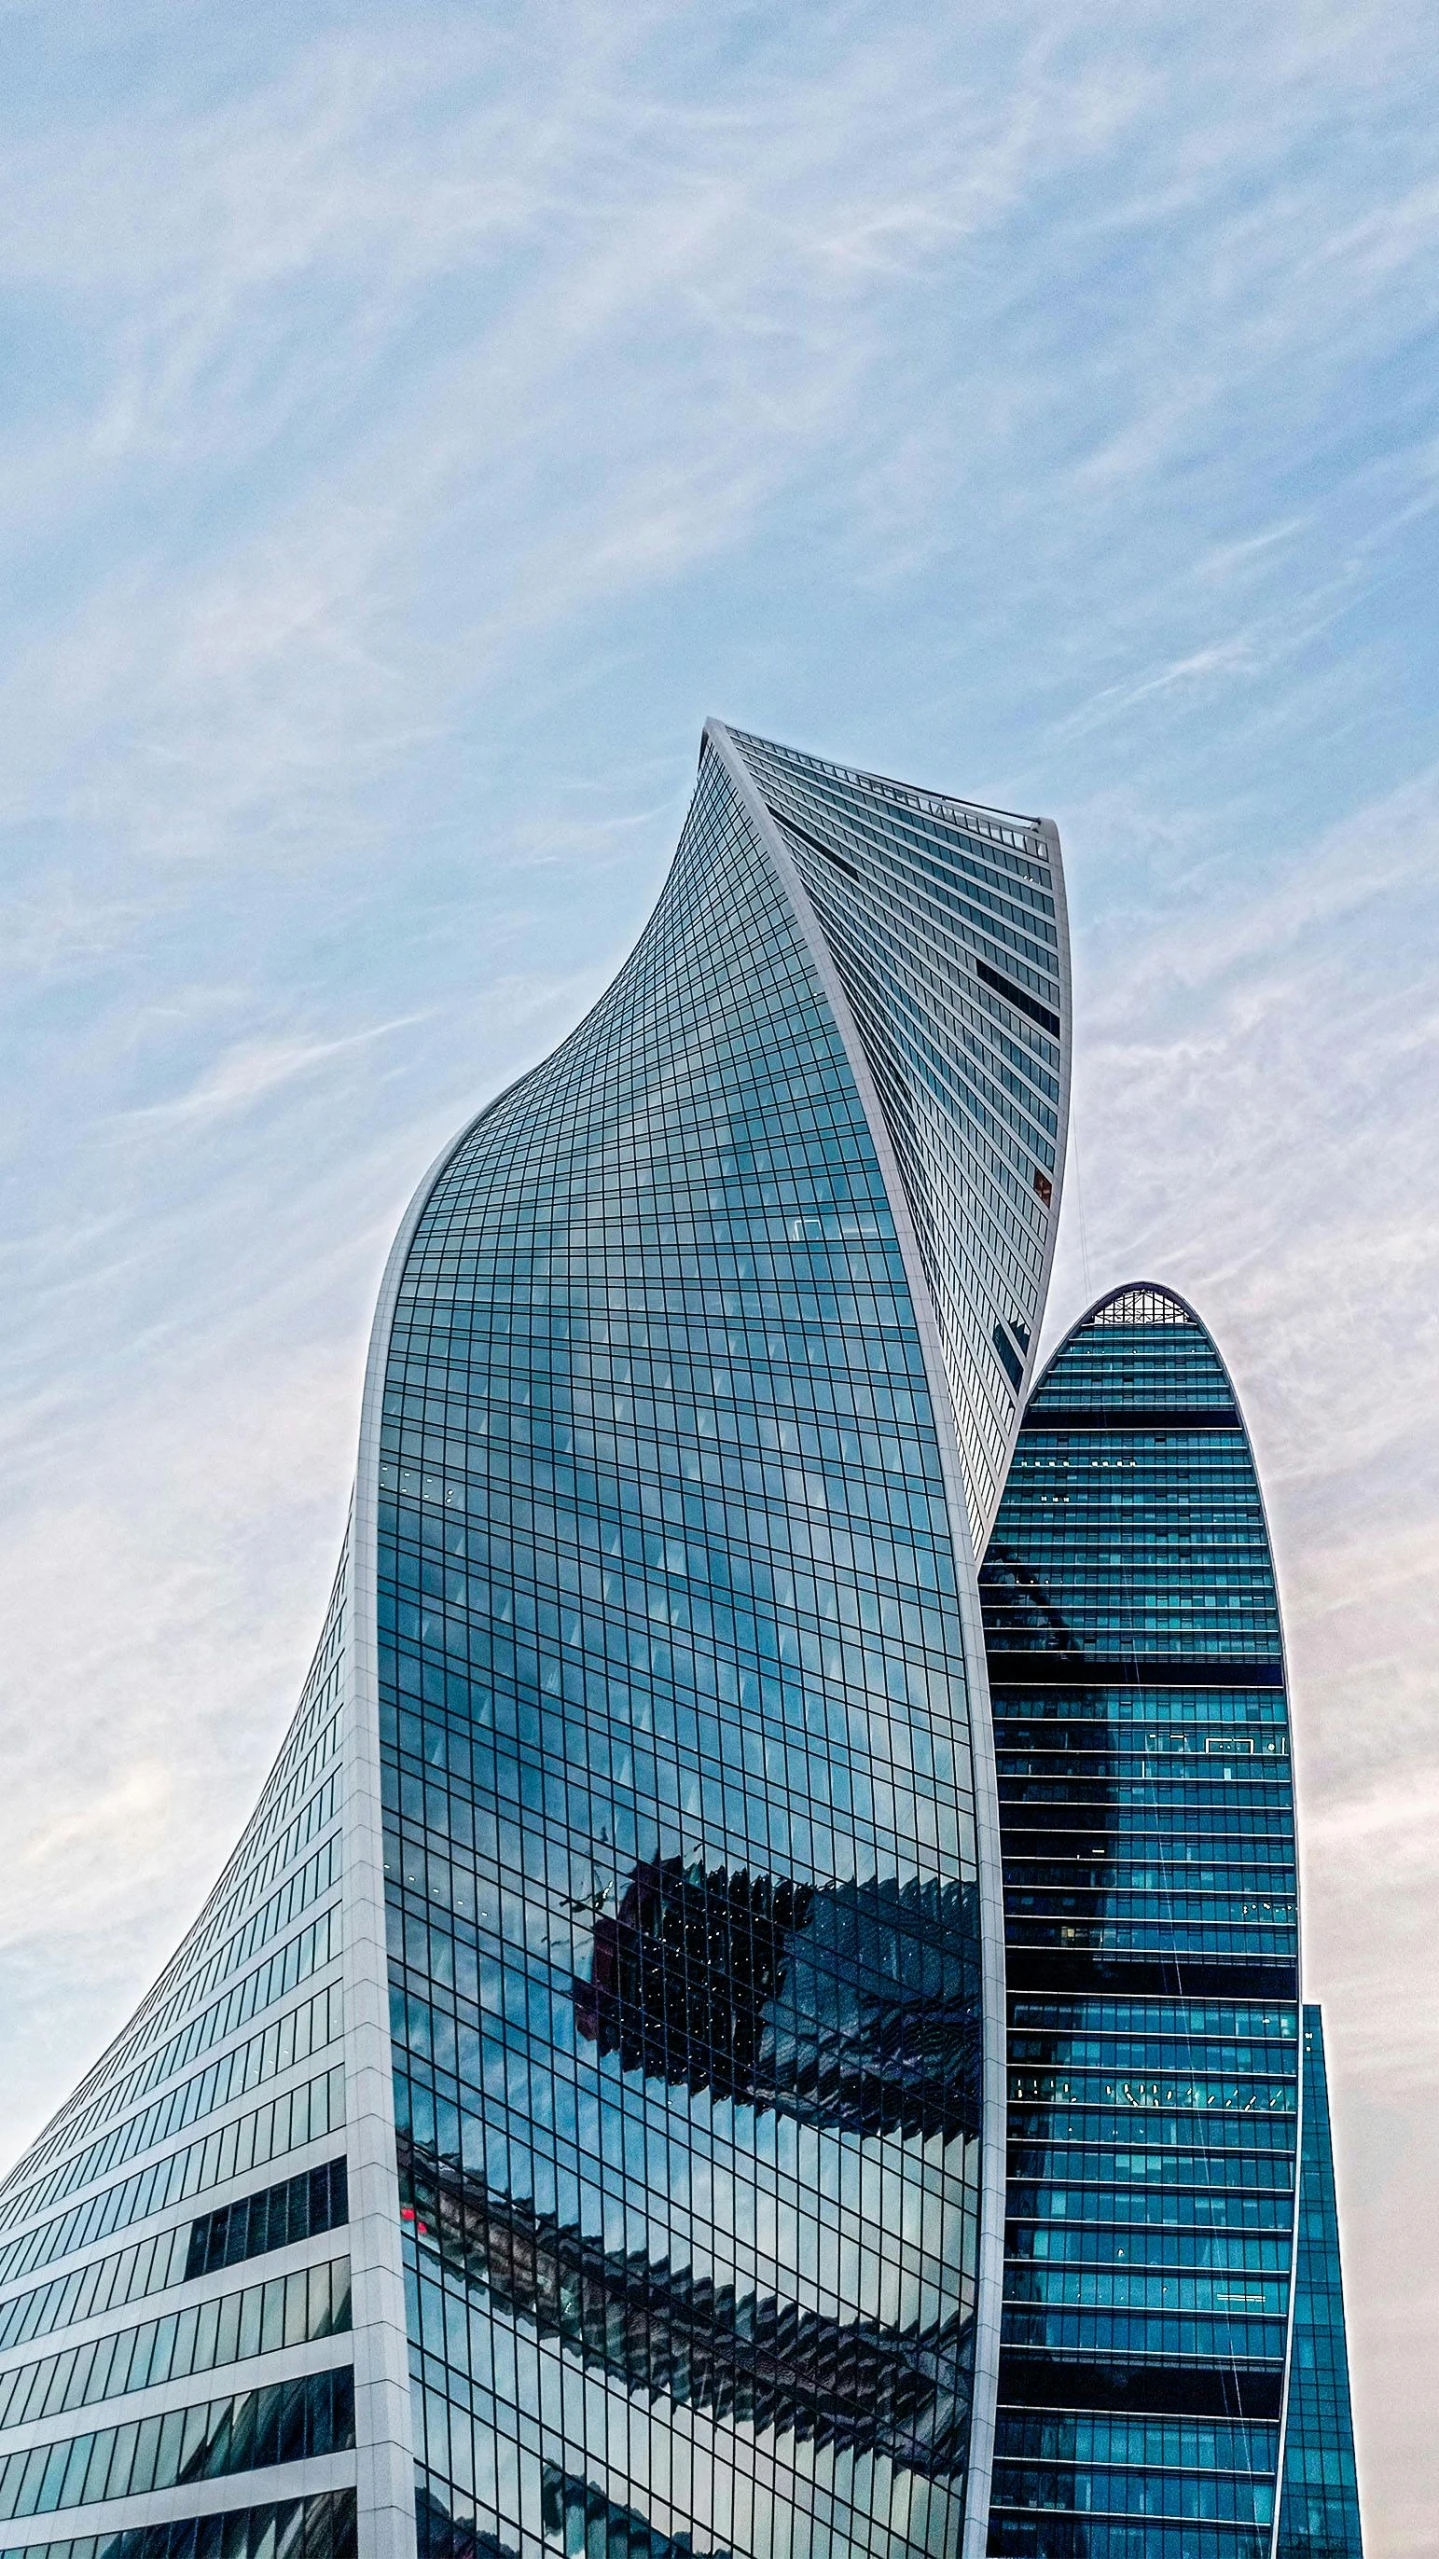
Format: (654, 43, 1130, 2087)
(0, 3, 1435, 2543)
(123, 1018, 421, 1126)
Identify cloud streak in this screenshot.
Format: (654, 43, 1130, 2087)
(0, 3, 1435, 2545)
(122, 1018, 423, 1126)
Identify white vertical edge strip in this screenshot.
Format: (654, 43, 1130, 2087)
(959, 810, 1073, 2553)
(704, 719, 1072, 2559)
(346, 1111, 496, 2559)
(965, 816, 1072, 2539)
(996, 814, 1073, 1542)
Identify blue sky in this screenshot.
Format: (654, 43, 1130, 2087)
(0, 3, 1435, 2543)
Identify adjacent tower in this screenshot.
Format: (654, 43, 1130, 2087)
(1276, 2009, 1365, 2559)
(0, 725, 1071, 2559)
(979, 1282, 1362, 2557)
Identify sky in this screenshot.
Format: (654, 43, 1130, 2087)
(0, 0, 1435, 2542)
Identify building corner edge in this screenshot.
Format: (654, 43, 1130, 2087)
(345, 1133, 470, 2559)
(702, 717, 1051, 2559)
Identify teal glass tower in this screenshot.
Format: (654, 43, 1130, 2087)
(1276, 2011, 1364, 2559)
(979, 1283, 1363, 2557)
(0, 725, 1072, 2559)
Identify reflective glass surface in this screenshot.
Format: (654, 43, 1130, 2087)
(0, 724, 1074, 2556)
(0, 1552, 351, 2533)
(1276, 2010, 1363, 2557)
(979, 1285, 1301, 2556)
(0, 2258, 351, 2433)
(378, 735, 1042, 2559)
(0, 2491, 357, 2559)
(0, 2367, 353, 2521)
(725, 730, 1063, 1546)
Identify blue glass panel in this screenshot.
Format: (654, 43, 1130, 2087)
(378, 740, 1021, 2559)
(723, 727, 1064, 1544)
(1275, 2009, 1364, 2557)
(980, 1284, 1301, 2553)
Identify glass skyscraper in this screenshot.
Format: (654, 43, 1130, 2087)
(0, 725, 1075, 2559)
(978, 1283, 1363, 2557)
(1275, 2013, 1364, 2559)
(0, 732, 1363, 2559)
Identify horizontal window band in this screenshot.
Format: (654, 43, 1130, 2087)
(0, 2258, 350, 2436)
(186, 2158, 348, 2285)
(1018, 1407, 1240, 1433)
(0, 2485, 356, 2559)
(0, 2079, 345, 2291)
(0, 2161, 347, 2362)
(987, 1658, 1286, 1690)
(1003, 2115, 1296, 2155)
(996, 2354, 1285, 2421)
(0, 2368, 353, 2523)
(0, 1990, 344, 2238)
(1004, 1952, 1301, 1999)
(975, 962, 1062, 1038)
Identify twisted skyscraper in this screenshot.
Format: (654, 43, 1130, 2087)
(0, 727, 1070, 2559)
(0, 725, 1360, 2559)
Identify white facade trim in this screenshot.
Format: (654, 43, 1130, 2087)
(344, 1092, 515, 2559)
(0, 2452, 357, 2549)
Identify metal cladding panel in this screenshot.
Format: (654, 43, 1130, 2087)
(981, 1281, 1304, 2559)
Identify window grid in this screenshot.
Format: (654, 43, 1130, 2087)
(0, 2486, 357, 2559)
(979, 1288, 1303, 2552)
(0, 2261, 350, 2436)
(377, 736, 1052, 2559)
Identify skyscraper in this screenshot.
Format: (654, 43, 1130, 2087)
(0, 725, 1072, 2559)
(979, 1282, 1363, 2557)
(1276, 2011, 1364, 2559)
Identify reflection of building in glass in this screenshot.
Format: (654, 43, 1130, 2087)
(398, 2133, 974, 2473)
(980, 1282, 1363, 2556)
(572, 1863, 981, 2140)
(0, 724, 1072, 2559)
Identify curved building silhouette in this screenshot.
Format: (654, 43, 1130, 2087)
(980, 1282, 1362, 2557)
(0, 726, 1072, 2559)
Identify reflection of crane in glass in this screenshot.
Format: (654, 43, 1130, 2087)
(397, 2133, 974, 2475)
(560, 1884, 612, 1919)
(572, 1859, 982, 2142)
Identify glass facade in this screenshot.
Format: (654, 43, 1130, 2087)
(380, 726, 1069, 2559)
(0, 2494, 357, 2559)
(0, 1545, 351, 2553)
(1276, 2012, 1364, 2558)
(980, 1282, 1309, 2557)
(716, 730, 1067, 1549)
(0, 733, 1370, 2559)
(0, 2369, 354, 2523)
(0, 724, 1076, 2559)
